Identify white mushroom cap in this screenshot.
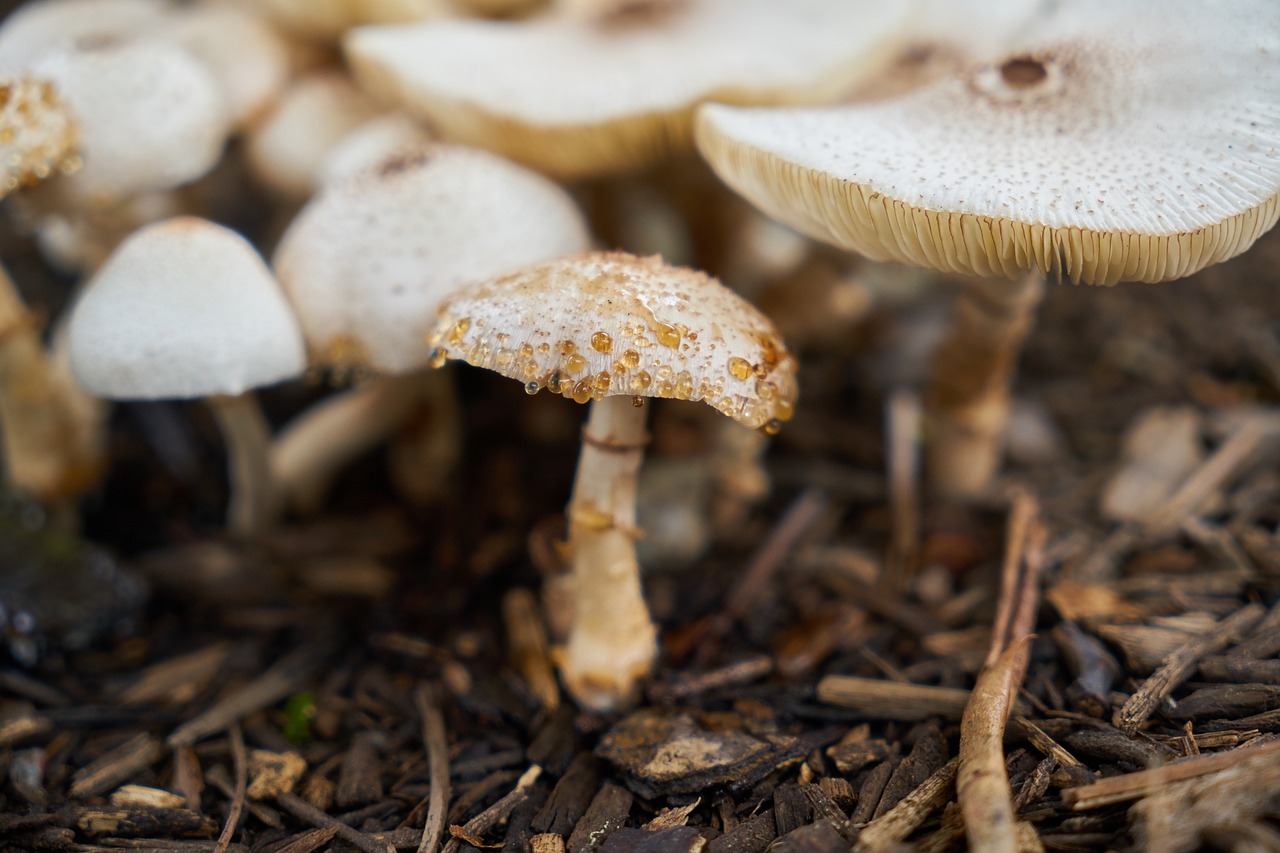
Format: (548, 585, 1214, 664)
(426, 251, 798, 429)
(231, 0, 452, 42)
(318, 111, 434, 186)
(274, 143, 591, 373)
(31, 38, 231, 208)
(0, 0, 171, 72)
(68, 217, 306, 399)
(157, 3, 290, 128)
(697, 0, 1280, 285)
(344, 0, 909, 177)
(0, 76, 80, 196)
(246, 71, 383, 199)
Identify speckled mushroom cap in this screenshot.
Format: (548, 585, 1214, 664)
(426, 252, 798, 430)
(31, 37, 230, 207)
(0, 76, 80, 196)
(0, 0, 170, 71)
(68, 217, 306, 400)
(344, 0, 909, 178)
(696, 0, 1280, 285)
(273, 143, 591, 373)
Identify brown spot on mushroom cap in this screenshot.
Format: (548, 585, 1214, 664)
(0, 76, 79, 197)
(427, 251, 798, 429)
(697, 0, 1280, 285)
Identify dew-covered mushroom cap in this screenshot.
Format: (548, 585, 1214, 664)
(274, 143, 591, 374)
(0, 76, 80, 196)
(68, 217, 306, 400)
(345, 0, 908, 177)
(696, 0, 1280, 285)
(426, 251, 797, 430)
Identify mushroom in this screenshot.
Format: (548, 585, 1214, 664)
(344, 0, 910, 178)
(0, 0, 171, 72)
(271, 143, 590, 510)
(67, 217, 307, 536)
(425, 251, 798, 710)
(695, 0, 1280, 496)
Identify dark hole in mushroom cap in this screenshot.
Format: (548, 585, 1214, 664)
(1000, 56, 1049, 87)
(596, 0, 686, 32)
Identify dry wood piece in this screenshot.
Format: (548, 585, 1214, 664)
(884, 388, 921, 587)
(598, 826, 707, 853)
(1226, 598, 1280, 660)
(873, 721, 947, 819)
(1099, 405, 1203, 523)
(769, 820, 848, 853)
(73, 806, 218, 839)
(647, 654, 773, 702)
(1062, 736, 1280, 810)
(247, 750, 307, 800)
(853, 757, 959, 853)
(1164, 683, 1280, 721)
(118, 642, 233, 705)
(565, 781, 632, 853)
(532, 753, 601, 837)
(69, 733, 165, 799)
(260, 826, 340, 853)
(110, 785, 188, 810)
(705, 809, 775, 853)
(214, 725, 248, 853)
(275, 791, 396, 853)
(415, 684, 451, 853)
(1113, 601, 1265, 734)
(532, 834, 568, 853)
(168, 643, 332, 748)
(850, 748, 899, 825)
(503, 587, 560, 710)
(816, 676, 992, 721)
(772, 784, 812, 836)
(444, 764, 543, 853)
(0, 701, 52, 747)
(336, 731, 385, 808)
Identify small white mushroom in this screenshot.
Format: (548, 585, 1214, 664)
(68, 217, 306, 536)
(344, 0, 910, 178)
(317, 111, 434, 186)
(31, 37, 231, 208)
(271, 142, 590, 509)
(0, 0, 171, 71)
(426, 251, 798, 710)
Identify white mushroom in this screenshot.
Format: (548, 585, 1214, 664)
(696, 0, 1280, 496)
(426, 251, 798, 710)
(344, 0, 910, 177)
(68, 217, 306, 536)
(0, 0, 171, 71)
(271, 143, 590, 509)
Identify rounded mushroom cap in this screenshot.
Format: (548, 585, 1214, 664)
(344, 0, 908, 178)
(0, 76, 80, 197)
(426, 251, 798, 430)
(68, 217, 306, 400)
(318, 111, 434, 186)
(696, 0, 1280, 285)
(0, 0, 170, 72)
(274, 143, 591, 374)
(31, 37, 231, 207)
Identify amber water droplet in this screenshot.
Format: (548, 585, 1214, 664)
(538, 342, 551, 353)
(656, 381, 675, 397)
(564, 353, 587, 374)
(655, 322, 681, 349)
(559, 339, 577, 355)
(593, 372, 612, 392)
(571, 380, 592, 404)
(630, 371, 652, 392)
(518, 343, 534, 359)
(762, 419, 783, 436)
(590, 331, 613, 354)
(727, 357, 752, 381)
(547, 372, 563, 393)
(524, 381, 540, 395)
(447, 317, 471, 345)
(621, 349, 640, 369)
(495, 348, 514, 366)
(674, 372, 693, 399)
(776, 399, 795, 421)
(427, 347, 447, 368)
(632, 396, 645, 408)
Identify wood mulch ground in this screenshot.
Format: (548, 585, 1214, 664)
(3, 214, 1280, 851)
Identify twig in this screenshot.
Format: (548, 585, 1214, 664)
(1113, 602, 1265, 734)
(276, 792, 395, 853)
(884, 389, 921, 589)
(442, 765, 542, 853)
(854, 757, 958, 852)
(817, 676, 1032, 720)
(502, 589, 559, 710)
(414, 684, 450, 853)
(986, 489, 1044, 669)
(214, 725, 247, 853)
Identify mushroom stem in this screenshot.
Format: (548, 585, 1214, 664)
(925, 272, 1045, 499)
(0, 263, 106, 504)
(208, 392, 279, 538)
(271, 369, 451, 514)
(562, 393, 657, 711)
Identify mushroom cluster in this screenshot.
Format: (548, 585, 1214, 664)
(0, 0, 1277, 723)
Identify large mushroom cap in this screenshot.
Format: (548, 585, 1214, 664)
(427, 251, 797, 430)
(0, 0, 170, 71)
(274, 143, 591, 374)
(345, 0, 908, 178)
(0, 76, 80, 196)
(696, 0, 1280, 285)
(69, 217, 306, 399)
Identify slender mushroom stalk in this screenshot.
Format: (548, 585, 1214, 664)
(696, 0, 1280, 497)
(926, 272, 1044, 498)
(68, 217, 307, 538)
(427, 251, 798, 710)
(563, 394, 655, 708)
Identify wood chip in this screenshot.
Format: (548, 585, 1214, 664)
(336, 731, 385, 808)
(416, 683, 451, 853)
(247, 750, 307, 800)
(854, 757, 959, 853)
(70, 733, 165, 799)
(565, 781, 632, 853)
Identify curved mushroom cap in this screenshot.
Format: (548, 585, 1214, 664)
(345, 0, 909, 178)
(273, 143, 591, 373)
(318, 111, 434, 186)
(0, 76, 80, 196)
(68, 217, 306, 400)
(246, 0, 451, 42)
(0, 0, 170, 71)
(31, 38, 230, 207)
(696, 0, 1280, 285)
(426, 252, 798, 430)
